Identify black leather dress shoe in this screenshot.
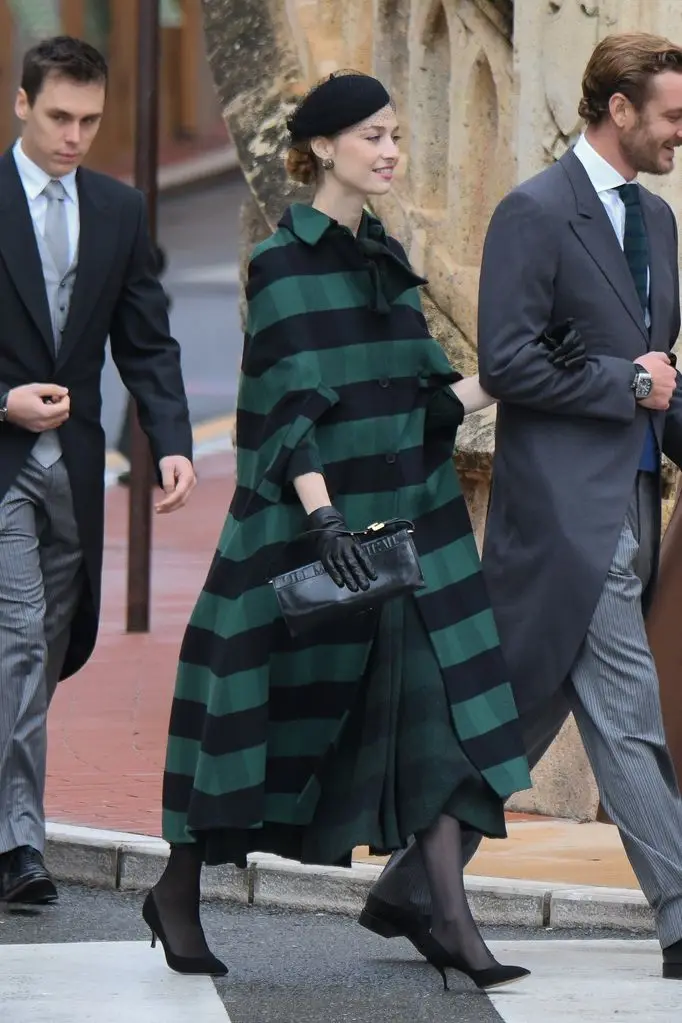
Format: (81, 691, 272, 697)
(0, 846, 58, 904)
(358, 894, 431, 957)
(662, 938, 682, 979)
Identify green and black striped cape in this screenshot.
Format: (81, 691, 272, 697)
(162, 203, 530, 860)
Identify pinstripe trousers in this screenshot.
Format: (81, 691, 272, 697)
(0, 456, 83, 856)
(368, 472, 682, 948)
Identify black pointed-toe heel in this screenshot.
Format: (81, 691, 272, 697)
(142, 891, 228, 977)
(663, 938, 682, 979)
(422, 933, 530, 991)
(358, 896, 432, 957)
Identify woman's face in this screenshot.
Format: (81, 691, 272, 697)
(315, 104, 401, 197)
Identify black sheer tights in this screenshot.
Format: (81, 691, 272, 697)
(416, 814, 497, 971)
(151, 843, 211, 959)
(152, 819, 494, 968)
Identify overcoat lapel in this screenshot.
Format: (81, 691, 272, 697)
(57, 168, 118, 368)
(561, 150, 649, 344)
(0, 151, 54, 354)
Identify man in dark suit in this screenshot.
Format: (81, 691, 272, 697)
(0, 36, 195, 904)
(360, 32, 682, 979)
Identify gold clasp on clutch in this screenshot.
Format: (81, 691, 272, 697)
(367, 521, 386, 532)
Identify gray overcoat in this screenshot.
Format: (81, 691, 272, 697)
(478, 149, 682, 714)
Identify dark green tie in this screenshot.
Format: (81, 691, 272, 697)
(617, 183, 649, 315)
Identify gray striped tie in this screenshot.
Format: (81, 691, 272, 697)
(43, 179, 69, 278)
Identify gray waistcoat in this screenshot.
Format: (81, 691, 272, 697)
(30, 225, 78, 467)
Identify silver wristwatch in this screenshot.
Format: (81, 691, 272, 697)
(0, 392, 8, 422)
(631, 364, 653, 401)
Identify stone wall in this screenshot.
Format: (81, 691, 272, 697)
(203, 0, 682, 821)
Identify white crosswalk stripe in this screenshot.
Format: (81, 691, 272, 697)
(487, 940, 678, 1021)
(1, 941, 229, 1022)
(3, 937, 677, 1021)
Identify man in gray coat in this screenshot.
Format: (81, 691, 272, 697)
(359, 32, 682, 979)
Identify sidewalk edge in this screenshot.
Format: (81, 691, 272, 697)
(118, 144, 241, 194)
(44, 823, 655, 933)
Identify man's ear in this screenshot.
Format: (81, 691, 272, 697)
(15, 88, 29, 123)
(608, 91, 631, 129)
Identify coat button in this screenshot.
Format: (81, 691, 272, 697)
(378, 377, 390, 388)
(385, 453, 396, 464)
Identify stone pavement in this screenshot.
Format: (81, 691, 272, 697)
(45, 446, 639, 893)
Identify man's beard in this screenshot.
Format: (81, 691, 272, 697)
(621, 124, 673, 176)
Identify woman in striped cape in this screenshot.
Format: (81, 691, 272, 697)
(143, 72, 581, 989)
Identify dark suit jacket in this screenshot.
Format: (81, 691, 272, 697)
(477, 149, 682, 713)
(0, 149, 193, 679)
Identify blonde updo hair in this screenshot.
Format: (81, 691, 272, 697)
(285, 142, 318, 185)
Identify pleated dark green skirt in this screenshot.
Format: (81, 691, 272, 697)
(202, 597, 506, 867)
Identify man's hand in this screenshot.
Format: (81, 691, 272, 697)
(635, 351, 677, 411)
(6, 383, 70, 432)
(155, 455, 196, 514)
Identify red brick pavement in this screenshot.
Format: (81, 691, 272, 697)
(45, 451, 234, 836)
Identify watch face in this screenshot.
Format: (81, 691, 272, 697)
(635, 373, 653, 400)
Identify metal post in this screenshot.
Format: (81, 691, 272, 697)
(126, 0, 160, 632)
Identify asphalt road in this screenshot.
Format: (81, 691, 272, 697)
(101, 172, 250, 449)
(1, 884, 657, 1023)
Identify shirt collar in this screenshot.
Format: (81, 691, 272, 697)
(572, 133, 629, 195)
(13, 138, 78, 204)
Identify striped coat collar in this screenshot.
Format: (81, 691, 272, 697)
(280, 202, 387, 247)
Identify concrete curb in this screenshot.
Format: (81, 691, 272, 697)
(44, 823, 654, 934)
(120, 144, 241, 194)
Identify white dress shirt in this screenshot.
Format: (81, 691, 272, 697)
(573, 133, 629, 241)
(572, 132, 650, 323)
(13, 139, 79, 266)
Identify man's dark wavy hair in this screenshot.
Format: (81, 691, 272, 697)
(579, 32, 682, 125)
(21, 35, 108, 106)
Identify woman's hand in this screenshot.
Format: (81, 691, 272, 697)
(292, 473, 376, 589)
(305, 506, 377, 592)
(542, 319, 586, 370)
(450, 374, 496, 414)
(449, 321, 587, 417)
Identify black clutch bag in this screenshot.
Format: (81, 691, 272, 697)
(270, 518, 425, 637)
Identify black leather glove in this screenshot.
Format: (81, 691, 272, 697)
(306, 506, 377, 592)
(425, 386, 465, 431)
(542, 318, 586, 370)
